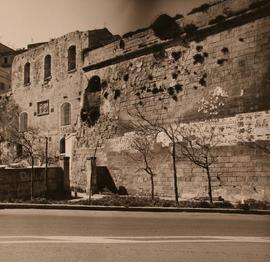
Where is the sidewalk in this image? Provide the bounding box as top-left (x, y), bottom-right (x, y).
top-left (0, 202), bottom-right (269, 215)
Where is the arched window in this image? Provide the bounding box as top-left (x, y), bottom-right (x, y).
top-left (60, 103), bottom-right (71, 126)
top-left (68, 46), bottom-right (76, 71)
top-left (24, 62), bottom-right (30, 85)
top-left (44, 55), bottom-right (51, 80)
top-left (19, 112), bottom-right (28, 132)
top-left (60, 137), bottom-right (65, 154)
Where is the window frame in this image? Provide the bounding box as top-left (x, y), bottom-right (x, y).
top-left (37, 100), bottom-right (50, 116)
top-left (24, 62), bottom-right (31, 85)
top-left (19, 112), bottom-right (28, 132)
top-left (44, 54), bottom-right (52, 81)
top-left (67, 45), bottom-right (76, 72)
top-left (60, 102), bottom-right (72, 127)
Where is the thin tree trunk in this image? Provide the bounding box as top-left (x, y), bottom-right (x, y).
top-left (172, 141), bottom-right (179, 206)
top-left (206, 166), bottom-right (213, 204)
top-left (31, 155), bottom-right (34, 200)
top-left (150, 174), bottom-right (154, 200)
top-left (0, 148), bottom-right (2, 165)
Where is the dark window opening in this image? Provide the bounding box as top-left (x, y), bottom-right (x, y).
top-left (68, 45), bottom-right (76, 71)
top-left (87, 75), bottom-right (101, 92)
top-left (60, 137), bottom-right (65, 154)
top-left (19, 112), bottom-right (28, 132)
top-left (81, 76), bottom-right (101, 126)
top-left (24, 62), bottom-right (30, 85)
top-left (61, 102), bottom-right (71, 126)
top-left (44, 55), bottom-right (52, 80)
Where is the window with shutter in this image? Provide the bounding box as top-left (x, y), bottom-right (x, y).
top-left (19, 112), bottom-right (28, 132)
top-left (68, 46), bottom-right (76, 71)
top-left (44, 55), bottom-right (52, 80)
top-left (61, 102), bottom-right (71, 126)
top-left (24, 63), bottom-right (30, 85)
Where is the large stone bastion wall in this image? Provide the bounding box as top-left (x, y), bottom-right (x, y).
top-left (71, 0), bottom-right (270, 201)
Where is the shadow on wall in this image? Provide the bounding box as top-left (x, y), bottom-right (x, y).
top-left (96, 166), bottom-right (118, 194)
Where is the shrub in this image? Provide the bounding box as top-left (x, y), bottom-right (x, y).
top-left (237, 199), bottom-right (270, 210)
top-left (209, 15), bottom-right (226, 25)
top-left (213, 201), bottom-right (234, 209)
top-left (188, 3), bottom-right (211, 15)
top-left (151, 14), bottom-right (183, 40)
top-left (89, 196), bottom-right (176, 207)
top-left (184, 24), bottom-right (198, 35)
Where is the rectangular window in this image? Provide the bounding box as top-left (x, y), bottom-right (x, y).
top-left (37, 100), bottom-right (49, 116)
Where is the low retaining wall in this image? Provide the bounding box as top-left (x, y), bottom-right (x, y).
top-left (104, 143), bottom-right (270, 202)
top-left (0, 167), bottom-right (65, 200)
top-left (71, 140), bottom-right (270, 203)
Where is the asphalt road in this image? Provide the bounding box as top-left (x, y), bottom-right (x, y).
top-left (0, 209), bottom-right (269, 262)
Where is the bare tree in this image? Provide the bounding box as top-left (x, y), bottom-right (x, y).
top-left (7, 126), bottom-right (47, 199)
top-left (129, 134), bottom-right (157, 200)
top-left (124, 106), bottom-right (182, 206)
top-left (180, 122), bottom-right (219, 204)
top-left (0, 97), bottom-right (19, 164)
top-left (179, 87), bottom-right (228, 204)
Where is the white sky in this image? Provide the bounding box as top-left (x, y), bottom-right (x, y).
top-left (0, 0), bottom-right (206, 49)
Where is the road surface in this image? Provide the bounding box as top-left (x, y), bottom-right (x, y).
top-left (0, 209), bottom-right (269, 262)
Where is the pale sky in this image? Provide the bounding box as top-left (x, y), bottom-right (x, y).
top-left (0, 0), bottom-right (207, 49)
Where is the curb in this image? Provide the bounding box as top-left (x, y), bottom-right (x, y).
top-left (0, 203), bottom-right (270, 215)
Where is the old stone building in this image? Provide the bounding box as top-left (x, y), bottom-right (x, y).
top-left (11, 29), bottom-right (118, 158)
top-left (0, 43), bottom-right (15, 95)
top-left (11, 0), bottom-right (270, 202)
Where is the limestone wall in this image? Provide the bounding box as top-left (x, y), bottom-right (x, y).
top-left (0, 67), bottom-right (11, 95)
top-left (12, 31), bottom-right (90, 154)
top-left (103, 111), bottom-right (270, 202)
top-left (0, 167), bottom-right (64, 200)
top-left (83, 15), bottom-right (270, 122)
top-left (71, 0), bottom-right (270, 201)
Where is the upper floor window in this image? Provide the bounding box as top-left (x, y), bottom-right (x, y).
top-left (0, 82), bottom-right (5, 91)
top-left (60, 102), bottom-right (71, 126)
top-left (19, 112), bottom-right (28, 132)
top-left (68, 46), bottom-right (76, 71)
top-left (44, 55), bottom-right (52, 80)
top-left (24, 62), bottom-right (30, 85)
